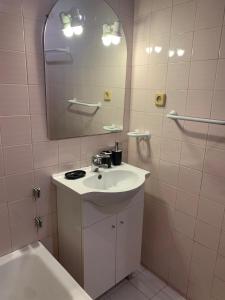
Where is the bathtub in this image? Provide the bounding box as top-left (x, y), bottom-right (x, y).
top-left (0, 242), bottom-right (92, 300)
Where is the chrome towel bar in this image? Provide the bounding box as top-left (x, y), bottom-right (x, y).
top-left (167, 110), bottom-right (225, 125)
top-left (68, 99), bottom-right (102, 108)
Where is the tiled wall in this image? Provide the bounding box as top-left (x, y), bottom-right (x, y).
top-left (0, 0), bottom-right (133, 257)
top-left (129, 0), bottom-right (225, 299)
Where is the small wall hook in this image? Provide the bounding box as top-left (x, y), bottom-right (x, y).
top-left (34, 216), bottom-right (43, 231)
top-left (33, 187), bottom-right (41, 200)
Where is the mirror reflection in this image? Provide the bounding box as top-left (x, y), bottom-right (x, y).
top-left (44, 0), bottom-right (127, 139)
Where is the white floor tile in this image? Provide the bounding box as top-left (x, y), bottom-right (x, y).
top-left (110, 282), bottom-right (148, 300)
top-left (97, 267), bottom-right (186, 300)
top-left (152, 287), bottom-right (186, 300)
top-left (163, 286), bottom-right (186, 300)
top-left (107, 280), bottom-right (129, 296)
top-left (97, 281), bottom-right (129, 300)
top-left (152, 291), bottom-right (173, 300)
top-left (97, 295), bottom-right (111, 300)
top-left (130, 270), bottom-right (166, 298)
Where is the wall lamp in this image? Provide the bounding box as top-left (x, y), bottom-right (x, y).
top-left (60, 8), bottom-right (85, 38)
top-left (102, 21), bottom-right (122, 47)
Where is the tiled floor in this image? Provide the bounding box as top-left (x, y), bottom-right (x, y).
top-left (98, 266), bottom-right (186, 300)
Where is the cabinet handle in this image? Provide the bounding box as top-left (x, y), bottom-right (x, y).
top-left (112, 225), bottom-right (116, 229)
top-left (120, 221), bottom-right (124, 224)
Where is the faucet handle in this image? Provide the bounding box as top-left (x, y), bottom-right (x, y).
top-left (100, 152), bottom-right (112, 168)
top-left (92, 154), bottom-right (102, 166)
top-left (91, 153), bottom-right (111, 171)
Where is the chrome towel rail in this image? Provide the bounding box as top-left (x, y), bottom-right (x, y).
top-left (68, 99), bottom-right (102, 108)
top-left (44, 48), bottom-right (73, 63)
top-left (167, 110), bottom-right (225, 125)
top-left (45, 48), bottom-right (71, 54)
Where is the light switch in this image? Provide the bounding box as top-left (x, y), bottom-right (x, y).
top-left (155, 93), bottom-right (166, 107)
top-left (104, 90), bottom-right (112, 101)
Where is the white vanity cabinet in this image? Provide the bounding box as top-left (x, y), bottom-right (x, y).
top-left (53, 163), bottom-right (149, 299)
top-left (56, 187), bottom-right (144, 299)
top-left (116, 198), bottom-right (144, 283)
top-left (83, 215), bottom-right (117, 298)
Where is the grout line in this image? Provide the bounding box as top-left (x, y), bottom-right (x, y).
top-left (209, 4), bottom-right (225, 289)
top-left (179, 1), bottom-right (198, 298)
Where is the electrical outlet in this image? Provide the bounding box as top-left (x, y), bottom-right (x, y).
top-left (104, 90), bottom-right (112, 101)
top-left (155, 93), bottom-right (166, 107)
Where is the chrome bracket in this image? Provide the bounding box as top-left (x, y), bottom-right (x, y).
top-left (33, 187), bottom-right (41, 200)
top-left (34, 216), bottom-right (43, 231)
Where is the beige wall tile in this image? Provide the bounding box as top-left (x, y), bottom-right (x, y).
top-left (134, 0), bottom-right (152, 20)
top-left (173, 210), bottom-right (196, 239)
top-left (219, 231), bottom-right (225, 257)
top-left (171, 1), bottom-right (196, 34)
top-left (3, 145), bottom-right (33, 175)
top-left (166, 62), bottom-right (190, 90)
top-left (195, 0), bottom-right (225, 30)
top-left (0, 116), bottom-right (32, 146)
top-left (204, 147), bottom-right (225, 178)
top-left (212, 277), bottom-right (225, 300)
top-left (160, 138), bottom-right (181, 164)
top-left (201, 173), bottom-right (225, 205)
top-left (192, 27), bottom-right (221, 60)
top-left (215, 59), bottom-right (225, 90)
top-left (0, 84), bottom-right (29, 116)
top-left (194, 220), bottom-right (220, 250)
top-left (178, 166), bottom-right (202, 195)
top-left (189, 60), bottom-right (217, 90)
top-left (220, 26), bottom-right (225, 59)
top-left (186, 90), bottom-right (213, 118)
top-left (180, 142), bottom-right (205, 171)
top-left (197, 197), bottom-right (224, 229)
top-left (0, 204), bottom-right (11, 255)
top-left (159, 160), bottom-right (179, 186)
top-left (0, 51), bottom-right (27, 84)
top-left (176, 190), bottom-right (199, 217)
top-left (0, 12), bottom-right (24, 51)
top-left (211, 90), bottom-right (225, 120)
top-left (0, 0), bottom-right (22, 15)
top-left (215, 256), bottom-right (225, 282)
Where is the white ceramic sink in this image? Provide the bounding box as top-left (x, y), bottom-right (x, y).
top-left (83, 170), bottom-right (139, 191)
top-left (52, 163), bottom-right (150, 206)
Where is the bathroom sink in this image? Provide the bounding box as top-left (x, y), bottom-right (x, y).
top-left (52, 163), bottom-right (150, 206)
top-left (83, 170), bottom-right (139, 191)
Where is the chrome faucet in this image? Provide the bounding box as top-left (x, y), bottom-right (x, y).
top-left (91, 153), bottom-right (111, 172)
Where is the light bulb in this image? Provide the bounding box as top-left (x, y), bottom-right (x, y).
top-left (145, 47), bottom-right (153, 54)
top-left (111, 35), bottom-right (121, 45)
top-left (102, 35), bottom-right (112, 47)
top-left (154, 46), bottom-right (162, 53)
top-left (177, 48), bottom-right (185, 57)
top-left (62, 26), bottom-right (73, 38)
top-left (72, 25), bottom-right (83, 35)
top-left (168, 49), bottom-right (175, 57)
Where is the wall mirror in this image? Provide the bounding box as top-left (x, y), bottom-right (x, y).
top-left (44, 0), bottom-right (127, 139)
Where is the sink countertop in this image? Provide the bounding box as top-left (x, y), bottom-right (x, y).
top-left (52, 163), bottom-right (150, 196)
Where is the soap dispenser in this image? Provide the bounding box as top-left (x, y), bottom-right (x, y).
top-left (112, 141), bottom-right (122, 166)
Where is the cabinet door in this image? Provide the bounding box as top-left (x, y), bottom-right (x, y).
top-left (116, 198), bottom-right (144, 283)
top-left (83, 215), bottom-right (117, 299)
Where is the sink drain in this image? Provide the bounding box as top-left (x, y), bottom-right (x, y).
top-left (98, 174), bottom-right (102, 180)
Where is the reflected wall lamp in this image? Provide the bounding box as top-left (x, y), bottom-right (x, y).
top-left (102, 21), bottom-right (122, 46)
top-left (60, 8), bottom-right (85, 38)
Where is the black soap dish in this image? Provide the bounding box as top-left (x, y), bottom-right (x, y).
top-left (65, 170), bottom-right (86, 180)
